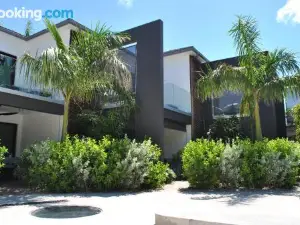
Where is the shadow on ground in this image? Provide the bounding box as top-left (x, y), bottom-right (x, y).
top-left (0, 180), bottom-right (149, 207)
top-left (179, 187), bottom-right (300, 206)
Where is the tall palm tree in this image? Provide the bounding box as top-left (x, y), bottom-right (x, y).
top-left (197, 16), bottom-right (299, 140)
top-left (20, 19), bottom-right (131, 140)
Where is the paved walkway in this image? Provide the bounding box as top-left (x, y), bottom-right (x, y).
top-left (1, 182), bottom-right (300, 225)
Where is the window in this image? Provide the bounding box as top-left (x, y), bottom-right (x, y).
top-left (0, 52), bottom-right (16, 87)
top-left (119, 43), bottom-right (137, 92)
top-left (212, 92), bottom-right (242, 117)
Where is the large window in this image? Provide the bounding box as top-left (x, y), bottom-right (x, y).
top-left (0, 52), bottom-right (16, 87)
top-left (119, 43), bottom-right (137, 92)
top-left (212, 92), bottom-right (242, 117)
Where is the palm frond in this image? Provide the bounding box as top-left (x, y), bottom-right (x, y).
top-left (258, 76), bottom-right (286, 103)
top-left (263, 49), bottom-right (299, 76)
top-left (197, 63), bottom-right (250, 101)
top-left (229, 15), bottom-right (261, 65)
top-left (20, 47), bottom-right (79, 96)
top-left (44, 19), bottom-right (67, 51)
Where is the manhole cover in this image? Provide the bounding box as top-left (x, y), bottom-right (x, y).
top-left (31, 205), bottom-right (102, 219)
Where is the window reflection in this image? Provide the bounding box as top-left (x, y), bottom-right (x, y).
top-left (213, 92), bottom-right (242, 117)
top-left (119, 43), bottom-right (137, 92)
top-left (0, 52), bottom-right (16, 86)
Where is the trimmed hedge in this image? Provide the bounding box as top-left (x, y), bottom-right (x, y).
top-left (183, 138), bottom-right (300, 189)
top-left (17, 136), bottom-right (175, 192)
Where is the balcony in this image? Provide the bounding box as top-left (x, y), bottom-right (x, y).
top-left (164, 83), bottom-right (191, 115)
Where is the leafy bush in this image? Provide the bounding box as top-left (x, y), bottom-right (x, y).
top-left (0, 143), bottom-right (7, 171)
top-left (18, 137), bottom-right (106, 192)
top-left (207, 116), bottom-right (243, 141)
top-left (293, 104), bottom-right (300, 141)
top-left (183, 138), bottom-right (300, 189)
top-left (182, 139), bottom-right (224, 188)
top-left (17, 136), bottom-right (174, 192)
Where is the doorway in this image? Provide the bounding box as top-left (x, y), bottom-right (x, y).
top-left (0, 122), bottom-right (17, 157)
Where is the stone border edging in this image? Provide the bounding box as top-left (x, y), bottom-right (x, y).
top-left (155, 214), bottom-right (235, 225)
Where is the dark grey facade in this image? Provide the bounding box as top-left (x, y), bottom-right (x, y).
top-left (123, 20), bottom-right (164, 147)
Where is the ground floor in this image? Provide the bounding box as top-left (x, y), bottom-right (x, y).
top-left (0, 106), bottom-right (63, 158)
top-left (0, 88), bottom-right (64, 167)
top-left (1, 181), bottom-right (300, 225)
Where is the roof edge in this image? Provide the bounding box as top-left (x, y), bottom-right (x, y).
top-left (164, 46), bottom-right (209, 61)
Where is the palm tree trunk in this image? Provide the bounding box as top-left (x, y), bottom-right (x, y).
top-left (62, 96), bottom-right (70, 140)
top-left (254, 98), bottom-right (263, 140)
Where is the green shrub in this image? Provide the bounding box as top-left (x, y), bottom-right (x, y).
top-left (182, 139), bottom-right (224, 188)
top-left (220, 141), bottom-right (244, 187)
top-left (183, 138), bottom-right (300, 189)
top-left (17, 136), bottom-right (174, 192)
top-left (293, 104), bottom-right (300, 141)
top-left (208, 116), bottom-right (243, 141)
top-left (0, 143), bottom-right (7, 171)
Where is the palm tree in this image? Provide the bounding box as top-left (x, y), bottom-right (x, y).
top-left (24, 20), bottom-right (32, 37)
top-left (20, 19), bottom-right (131, 140)
top-left (197, 16), bottom-right (299, 140)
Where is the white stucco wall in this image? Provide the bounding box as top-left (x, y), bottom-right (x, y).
top-left (164, 128), bottom-right (190, 159)
top-left (164, 53), bottom-right (191, 113)
top-left (0, 24), bottom-right (75, 100)
top-left (21, 111), bottom-right (63, 153)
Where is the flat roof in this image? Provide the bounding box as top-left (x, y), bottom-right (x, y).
top-left (164, 46), bottom-right (209, 62)
top-left (0, 19), bottom-right (87, 41)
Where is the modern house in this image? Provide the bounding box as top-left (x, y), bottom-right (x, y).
top-left (0, 18), bottom-right (288, 165)
top-left (0, 19), bottom-right (165, 163)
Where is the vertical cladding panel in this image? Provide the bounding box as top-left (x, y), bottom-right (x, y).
top-left (124, 21), bottom-right (164, 148)
top-left (190, 56), bottom-right (213, 139)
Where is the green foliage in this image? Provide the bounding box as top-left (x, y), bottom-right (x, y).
top-left (183, 138), bottom-right (300, 189)
top-left (197, 15), bottom-right (300, 140)
top-left (208, 116), bottom-right (243, 141)
top-left (182, 139), bottom-right (224, 188)
top-left (72, 107), bottom-right (133, 139)
top-left (293, 104), bottom-right (300, 141)
top-left (0, 142), bottom-right (7, 171)
top-left (17, 137), bottom-right (106, 192)
top-left (20, 19), bottom-right (132, 139)
top-left (17, 136), bottom-right (174, 192)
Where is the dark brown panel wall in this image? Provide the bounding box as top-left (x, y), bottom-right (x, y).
top-left (190, 56), bottom-right (213, 139)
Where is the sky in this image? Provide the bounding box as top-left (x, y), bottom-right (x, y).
top-left (0, 0), bottom-right (300, 61)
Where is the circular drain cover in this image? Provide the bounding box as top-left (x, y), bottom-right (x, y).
top-left (31, 205), bottom-right (102, 219)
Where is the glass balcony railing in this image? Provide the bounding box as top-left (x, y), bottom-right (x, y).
top-left (0, 84), bottom-right (65, 104)
top-left (164, 83), bottom-right (191, 114)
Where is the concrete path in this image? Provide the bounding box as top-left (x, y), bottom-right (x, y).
top-left (1, 182), bottom-right (300, 225)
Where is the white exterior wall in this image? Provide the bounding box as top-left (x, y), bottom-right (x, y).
top-left (0, 24), bottom-right (75, 100)
top-left (164, 128), bottom-right (189, 159)
top-left (21, 112), bottom-right (63, 153)
top-left (163, 53), bottom-right (191, 113)
top-left (0, 24), bottom-right (74, 156)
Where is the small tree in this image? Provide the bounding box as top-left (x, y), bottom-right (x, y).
top-left (197, 16), bottom-right (299, 140)
top-left (21, 19), bottom-right (131, 140)
top-left (24, 20), bottom-right (33, 37)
